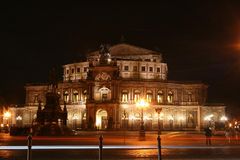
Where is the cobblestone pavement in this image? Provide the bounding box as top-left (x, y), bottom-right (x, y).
top-left (0, 131), bottom-right (239, 160)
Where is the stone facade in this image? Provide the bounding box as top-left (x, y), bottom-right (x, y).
top-left (9, 43), bottom-right (226, 130)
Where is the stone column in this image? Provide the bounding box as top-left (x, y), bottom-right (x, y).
top-left (196, 106), bottom-right (201, 131)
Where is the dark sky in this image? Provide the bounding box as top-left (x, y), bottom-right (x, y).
top-left (1, 1), bottom-right (240, 117)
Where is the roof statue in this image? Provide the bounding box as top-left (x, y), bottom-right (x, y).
top-left (99, 44), bottom-right (111, 65)
top-left (48, 68), bottom-right (58, 93)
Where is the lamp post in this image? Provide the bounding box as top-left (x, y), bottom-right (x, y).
top-left (123, 109), bottom-right (126, 144)
top-left (136, 99), bottom-right (149, 140)
top-left (155, 107), bottom-right (162, 160)
top-left (155, 107), bottom-right (162, 135)
top-left (204, 114), bottom-right (213, 128)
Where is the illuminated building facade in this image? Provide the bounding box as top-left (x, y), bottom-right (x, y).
top-left (10, 43), bottom-right (226, 130)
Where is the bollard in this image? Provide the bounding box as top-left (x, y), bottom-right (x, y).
top-left (99, 135), bottom-right (103, 160)
top-left (27, 134), bottom-right (32, 160)
top-left (157, 135), bottom-right (162, 160)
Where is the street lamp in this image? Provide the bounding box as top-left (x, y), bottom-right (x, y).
top-left (204, 114), bottom-right (213, 127)
top-left (122, 109), bottom-right (127, 144)
top-left (136, 99), bottom-right (149, 140)
top-left (155, 107), bottom-right (163, 160)
top-left (155, 107), bottom-right (162, 135)
top-left (3, 111), bottom-right (11, 124)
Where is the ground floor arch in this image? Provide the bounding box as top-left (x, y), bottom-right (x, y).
top-left (96, 109), bottom-right (108, 130)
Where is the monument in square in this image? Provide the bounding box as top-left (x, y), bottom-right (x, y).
top-left (33, 69), bottom-right (71, 136)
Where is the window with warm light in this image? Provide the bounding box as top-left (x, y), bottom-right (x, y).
top-left (157, 91), bottom-right (163, 103)
top-left (64, 91), bottom-right (69, 102)
top-left (73, 90), bottom-right (79, 103)
top-left (167, 91), bottom-right (173, 103)
top-left (134, 90), bottom-right (140, 102)
top-left (122, 90), bottom-right (128, 103)
top-left (146, 90), bottom-right (153, 102)
top-left (83, 90), bottom-right (87, 102)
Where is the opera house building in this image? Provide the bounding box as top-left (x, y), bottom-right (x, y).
top-left (9, 43), bottom-right (226, 131)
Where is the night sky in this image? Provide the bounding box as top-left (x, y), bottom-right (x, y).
top-left (1, 1), bottom-right (240, 117)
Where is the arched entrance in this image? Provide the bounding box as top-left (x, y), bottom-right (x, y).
top-left (96, 109), bottom-right (108, 130)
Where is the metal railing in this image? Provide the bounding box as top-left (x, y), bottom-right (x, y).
top-left (25, 134), bottom-right (162, 160)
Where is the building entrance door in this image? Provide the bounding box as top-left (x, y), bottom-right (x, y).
top-left (96, 109), bottom-right (108, 130)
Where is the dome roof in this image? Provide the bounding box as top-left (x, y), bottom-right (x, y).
top-left (87, 43), bottom-right (161, 57)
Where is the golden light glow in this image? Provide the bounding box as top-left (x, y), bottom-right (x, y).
top-left (220, 116), bottom-right (228, 121)
top-left (3, 111), bottom-right (11, 119)
top-left (96, 109), bottom-right (107, 129)
top-left (204, 114), bottom-right (213, 121)
top-left (16, 116), bottom-right (22, 121)
top-left (178, 116), bottom-right (184, 121)
top-left (168, 115), bottom-right (174, 121)
top-left (136, 99), bottom-right (149, 108)
top-left (0, 124), bottom-right (3, 127)
top-left (72, 115), bottom-right (79, 120)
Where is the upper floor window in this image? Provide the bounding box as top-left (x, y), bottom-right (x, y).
top-left (66, 69), bottom-right (69, 74)
top-left (167, 91), bottom-right (173, 103)
top-left (124, 66), bottom-right (129, 71)
top-left (72, 68), bottom-right (75, 74)
top-left (157, 91), bottom-right (163, 103)
top-left (157, 67), bottom-right (160, 73)
top-left (133, 66), bottom-right (138, 72)
top-left (149, 67), bottom-right (153, 72)
top-left (84, 67), bottom-right (88, 72)
top-left (188, 92), bottom-right (192, 102)
top-left (33, 94), bottom-right (39, 103)
top-left (77, 67), bottom-right (80, 73)
top-left (141, 66), bottom-right (146, 72)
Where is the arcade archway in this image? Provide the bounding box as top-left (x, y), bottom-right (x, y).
top-left (96, 109), bottom-right (108, 130)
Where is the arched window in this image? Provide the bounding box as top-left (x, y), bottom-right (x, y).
top-left (64, 91), bottom-right (69, 103)
top-left (122, 90), bottom-right (128, 103)
top-left (157, 90), bottom-right (163, 104)
top-left (134, 90), bottom-right (141, 102)
top-left (99, 86), bottom-right (110, 102)
top-left (83, 90), bottom-right (87, 102)
top-left (146, 90), bottom-right (153, 102)
top-left (167, 91), bottom-right (173, 103)
top-left (73, 90), bottom-right (79, 103)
